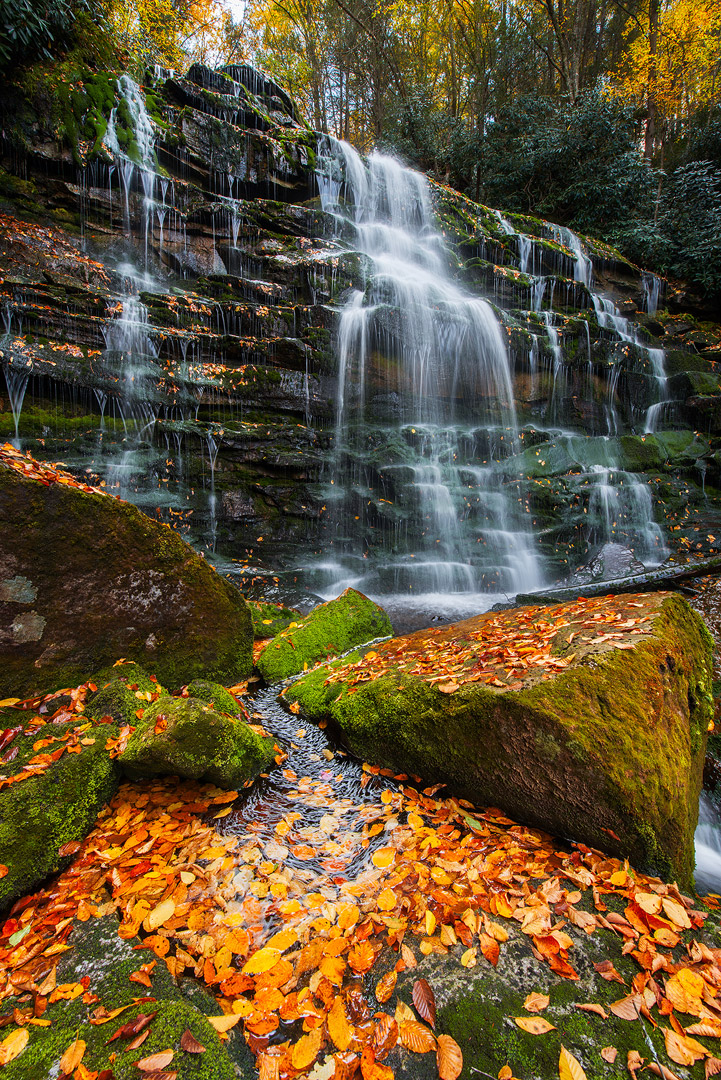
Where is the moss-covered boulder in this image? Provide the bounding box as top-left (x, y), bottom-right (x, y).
top-left (247, 599), bottom-right (302, 639)
top-left (287, 591), bottom-right (713, 886)
top-left (85, 666), bottom-right (162, 725)
top-left (0, 715), bottom-right (120, 909)
top-left (257, 587), bottom-right (392, 683)
top-left (0, 913), bottom-right (250, 1079)
top-left (184, 679), bottom-right (242, 714)
top-left (119, 696), bottom-right (276, 787)
top-left (0, 457), bottom-right (253, 697)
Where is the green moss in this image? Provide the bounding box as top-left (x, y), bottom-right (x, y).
top-left (2, 914), bottom-right (245, 1078)
top-left (183, 679), bottom-right (241, 714)
top-left (0, 724), bottom-right (119, 910)
top-left (247, 599), bottom-right (302, 639)
top-left (119, 696), bottom-right (276, 787)
top-left (257, 588), bottom-right (392, 683)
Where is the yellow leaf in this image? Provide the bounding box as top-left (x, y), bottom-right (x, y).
top-left (208, 1014), bottom-right (242, 1033)
top-left (0, 698), bottom-right (20, 707)
top-left (242, 947), bottom-right (282, 975)
top-left (143, 897), bottom-right (175, 932)
top-left (558, 1045), bottom-right (587, 1080)
top-left (514, 1017), bottom-right (555, 1035)
top-left (460, 947), bottom-right (477, 968)
top-left (371, 847), bottom-right (395, 869)
top-left (609, 870), bottom-right (627, 886)
top-left (677, 968), bottom-right (705, 998)
top-left (425, 910), bottom-right (436, 936)
top-left (59, 1037), bottom-right (86, 1073)
top-left (378, 888), bottom-right (396, 911)
top-left (0, 1028), bottom-right (29, 1065)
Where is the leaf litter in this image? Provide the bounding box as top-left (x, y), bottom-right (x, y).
top-left (0, 658), bottom-right (719, 1079)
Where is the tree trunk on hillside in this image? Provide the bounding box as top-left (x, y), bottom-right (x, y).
top-left (644, 0), bottom-right (659, 160)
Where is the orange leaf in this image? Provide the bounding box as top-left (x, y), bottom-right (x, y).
top-left (291, 1026), bottom-right (323, 1070)
top-left (348, 942), bottom-right (375, 974)
top-left (375, 971), bottom-right (397, 1004)
top-left (0, 1028), bottom-right (29, 1065)
top-left (524, 993), bottom-right (549, 1013)
top-left (664, 1028), bottom-right (707, 1067)
top-left (59, 1037), bottom-right (86, 1073)
top-left (437, 1034), bottom-right (463, 1080)
top-left (371, 847), bottom-right (395, 869)
top-left (328, 996), bottom-right (352, 1052)
top-left (243, 947), bottom-right (282, 975)
top-left (137, 1048), bottom-right (174, 1070)
top-left (600, 1047), bottom-right (617, 1063)
top-left (398, 1020), bottom-right (436, 1053)
top-left (180, 1029), bottom-right (205, 1054)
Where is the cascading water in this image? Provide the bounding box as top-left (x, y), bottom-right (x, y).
top-left (695, 791), bottom-right (721, 895)
top-left (314, 137), bottom-right (544, 618)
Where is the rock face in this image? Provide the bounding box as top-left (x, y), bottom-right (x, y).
top-left (0, 453), bottom-right (253, 697)
top-left (287, 591), bottom-right (714, 885)
top-left (257, 588), bottom-right (393, 682)
top-left (1, 61), bottom-right (721, 596)
top-left (119, 695), bottom-right (277, 787)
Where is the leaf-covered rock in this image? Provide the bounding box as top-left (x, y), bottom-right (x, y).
top-left (256, 588), bottom-right (393, 683)
top-left (0, 457), bottom-right (254, 697)
top-left (287, 591), bottom-right (713, 886)
top-left (118, 696), bottom-right (276, 787)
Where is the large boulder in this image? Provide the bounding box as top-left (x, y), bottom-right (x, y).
top-left (119, 695), bottom-right (277, 787)
top-left (287, 591), bottom-right (714, 886)
top-left (256, 587), bottom-right (393, 682)
top-left (0, 451), bottom-right (253, 697)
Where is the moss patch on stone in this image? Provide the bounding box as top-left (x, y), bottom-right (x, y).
top-left (118, 696), bottom-right (276, 787)
top-left (257, 588), bottom-right (392, 683)
top-left (247, 599), bottom-right (302, 639)
top-left (0, 722), bottom-right (120, 910)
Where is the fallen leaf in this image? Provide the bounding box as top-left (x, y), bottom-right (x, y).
top-left (137, 1048), bottom-right (174, 1070)
top-left (559, 1045), bottom-right (587, 1080)
top-left (208, 1015), bottom-right (241, 1033)
top-left (0, 1028), bottom-right (29, 1065)
top-left (328, 996), bottom-right (352, 1051)
top-left (514, 1017), bottom-right (555, 1034)
top-left (600, 1047), bottom-right (617, 1063)
top-left (292, 1027), bottom-right (323, 1070)
top-left (524, 992), bottom-right (549, 1013)
top-left (375, 971), bottom-right (397, 1004)
top-left (437, 1034), bottom-right (463, 1080)
top-left (59, 1037), bottom-right (86, 1073)
top-left (664, 1028), bottom-right (707, 1066)
top-left (180, 1029), bottom-right (205, 1054)
top-left (412, 979), bottom-right (436, 1028)
top-left (398, 1020), bottom-right (436, 1053)
top-left (574, 1003), bottom-right (608, 1019)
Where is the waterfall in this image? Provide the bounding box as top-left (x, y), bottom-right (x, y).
top-left (314, 137), bottom-right (544, 613)
top-left (695, 792), bottom-right (721, 896)
top-left (104, 76), bottom-right (157, 258)
top-left (3, 364), bottom-right (29, 447)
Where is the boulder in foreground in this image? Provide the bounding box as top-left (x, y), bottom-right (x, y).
top-left (287, 591), bottom-right (713, 886)
top-left (119, 695), bottom-right (277, 787)
top-left (0, 447), bottom-right (253, 697)
top-left (257, 587), bottom-right (392, 683)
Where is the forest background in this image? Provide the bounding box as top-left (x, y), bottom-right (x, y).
top-left (1, 0), bottom-right (720, 303)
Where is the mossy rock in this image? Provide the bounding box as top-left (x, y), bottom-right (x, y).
top-left (85, 667), bottom-right (162, 725)
top-left (0, 462), bottom-right (253, 697)
top-left (0, 721), bottom-right (120, 910)
top-left (288, 592), bottom-right (713, 887)
top-left (247, 599), bottom-right (302, 639)
top-left (184, 679), bottom-right (241, 714)
top-left (0, 913), bottom-right (248, 1078)
top-left (256, 588), bottom-right (393, 683)
top-left (119, 696), bottom-right (276, 787)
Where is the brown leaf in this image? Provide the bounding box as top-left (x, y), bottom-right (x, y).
top-left (137, 1048), bottom-right (174, 1071)
top-left (600, 1047), bottom-right (617, 1063)
top-left (180, 1029), bottom-right (206, 1054)
top-left (126, 1029), bottom-right (150, 1051)
top-left (706, 1059), bottom-right (721, 1079)
top-left (574, 1003), bottom-right (608, 1019)
top-left (412, 979), bottom-right (436, 1028)
top-left (59, 1036), bottom-right (86, 1073)
top-left (627, 1049), bottom-right (644, 1078)
top-left (524, 993), bottom-right (549, 1013)
top-left (514, 1017), bottom-right (555, 1035)
top-left (609, 994), bottom-right (642, 1021)
top-left (594, 960), bottom-right (626, 984)
top-left (372, 1015), bottom-right (398, 1061)
top-left (558, 1045), bottom-right (587, 1080)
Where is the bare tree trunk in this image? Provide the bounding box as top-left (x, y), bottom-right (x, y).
top-left (644, 0), bottom-right (659, 160)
